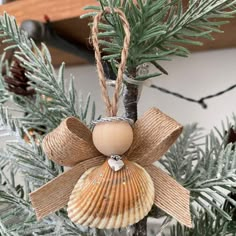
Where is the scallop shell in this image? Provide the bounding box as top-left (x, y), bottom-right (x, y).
top-left (67, 159), bottom-right (154, 229)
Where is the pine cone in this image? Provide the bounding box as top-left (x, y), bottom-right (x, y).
top-left (4, 59), bottom-right (35, 96)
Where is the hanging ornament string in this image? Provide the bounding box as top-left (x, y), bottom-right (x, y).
top-left (92, 7), bottom-right (130, 117)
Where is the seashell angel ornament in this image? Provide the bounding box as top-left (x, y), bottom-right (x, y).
top-left (30, 8), bottom-right (192, 229)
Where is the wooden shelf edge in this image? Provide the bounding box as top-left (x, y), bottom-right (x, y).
top-left (0, 0), bottom-right (98, 67)
top-left (0, 0), bottom-right (99, 24)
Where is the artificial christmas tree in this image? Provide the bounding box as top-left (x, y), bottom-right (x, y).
top-left (0, 1), bottom-right (236, 235)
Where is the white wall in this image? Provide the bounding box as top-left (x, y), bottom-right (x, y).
top-left (65, 48), bottom-right (236, 133)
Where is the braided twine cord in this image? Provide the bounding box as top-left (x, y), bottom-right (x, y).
top-left (92, 7), bottom-right (130, 117)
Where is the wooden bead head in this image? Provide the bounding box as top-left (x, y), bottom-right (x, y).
top-left (92, 119), bottom-right (133, 156)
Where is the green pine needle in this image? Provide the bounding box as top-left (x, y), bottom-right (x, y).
top-left (84, 0), bottom-right (236, 79)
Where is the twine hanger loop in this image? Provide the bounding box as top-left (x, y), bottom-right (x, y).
top-left (92, 7), bottom-right (131, 117)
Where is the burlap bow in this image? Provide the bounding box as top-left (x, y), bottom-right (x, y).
top-left (30, 107), bottom-right (192, 227)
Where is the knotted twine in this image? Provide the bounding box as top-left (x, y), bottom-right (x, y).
top-left (30, 7), bottom-right (192, 228)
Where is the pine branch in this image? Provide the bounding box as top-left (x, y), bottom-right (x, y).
top-left (84, 0), bottom-right (236, 80)
top-left (0, 122), bottom-right (89, 235)
top-left (0, 189), bottom-right (57, 236)
top-left (0, 220), bottom-right (15, 236)
top-left (0, 160), bottom-right (47, 235)
top-left (162, 209), bottom-right (234, 236)
top-left (0, 13), bottom-right (98, 132)
top-left (0, 54), bottom-right (10, 104)
top-left (4, 142), bottom-right (61, 190)
top-left (160, 123), bottom-right (236, 221)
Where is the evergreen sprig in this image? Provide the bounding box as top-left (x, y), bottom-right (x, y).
top-left (162, 209), bottom-right (236, 236)
top-left (0, 13), bottom-right (97, 132)
top-left (0, 154), bottom-right (55, 236)
top-left (83, 0), bottom-right (236, 80)
top-left (160, 123), bottom-right (236, 221)
top-left (0, 54), bottom-right (9, 104)
top-left (0, 121), bottom-right (89, 235)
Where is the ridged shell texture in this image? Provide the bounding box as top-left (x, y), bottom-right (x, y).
top-left (68, 159), bottom-right (154, 229)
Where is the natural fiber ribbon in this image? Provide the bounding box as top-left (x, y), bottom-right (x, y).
top-left (30, 108), bottom-right (192, 227)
